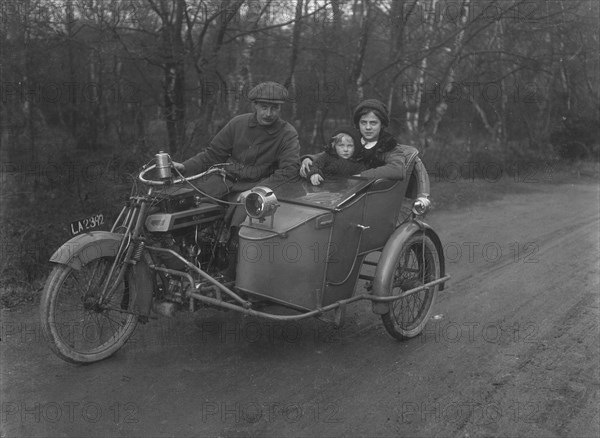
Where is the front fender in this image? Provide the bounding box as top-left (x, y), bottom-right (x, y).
top-left (371, 220), bottom-right (445, 315)
top-left (49, 231), bottom-right (123, 270)
top-left (50, 231), bottom-right (155, 318)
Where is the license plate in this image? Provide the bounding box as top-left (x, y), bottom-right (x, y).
top-left (69, 213), bottom-right (106, 236)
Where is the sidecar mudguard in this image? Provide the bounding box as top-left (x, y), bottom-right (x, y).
top-left (371, 221), bottom-right (445, 315)
top-left (49, 231), bottom-right (154, 317)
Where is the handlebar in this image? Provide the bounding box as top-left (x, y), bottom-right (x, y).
top-left (138, 165), bottom-right (229, 186)
top-left (137, 152), bottom-right (229, 186)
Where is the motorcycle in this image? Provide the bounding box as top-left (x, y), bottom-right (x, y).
top-left (40, 151), bottom-right (449, 364)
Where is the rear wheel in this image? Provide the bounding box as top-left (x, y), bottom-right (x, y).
top-left (381, 232), bottom-right (440, 340)
top-left (40, 257), bottom-right (138, 363)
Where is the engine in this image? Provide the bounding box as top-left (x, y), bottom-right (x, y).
top-left (144, 187), bottom-right (229, 273)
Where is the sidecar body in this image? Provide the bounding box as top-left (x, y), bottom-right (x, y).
top-left (236, 178), bottom-right (389, 310)
top-left (234, 150), bottom-right (446, 315)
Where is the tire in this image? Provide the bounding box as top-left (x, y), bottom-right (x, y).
top-left (381, 232), bottom-right (440, 340)
top-left (40, 257), bottom-right (138, 364)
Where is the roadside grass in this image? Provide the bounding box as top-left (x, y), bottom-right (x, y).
top-left (431, 176), bottom-right (530, 211)
top-left (430, 160), bottom-right (599, 211)
top-left (0, 283), bottom-right (44, 309)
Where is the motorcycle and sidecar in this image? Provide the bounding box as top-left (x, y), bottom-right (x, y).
top-left (39, 150), bottom-right (449, 364)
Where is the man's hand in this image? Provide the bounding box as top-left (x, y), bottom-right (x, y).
top-left (310, 174), bottom-right (323, 186)
top-left (299, 158), bottom-right (313, 178)
top-left (172, 162), bottom-right (185, 173)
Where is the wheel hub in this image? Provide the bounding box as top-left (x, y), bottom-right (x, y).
top-left (82, 296), bottom-right (103, 312)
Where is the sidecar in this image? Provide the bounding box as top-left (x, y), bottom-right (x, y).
top-left (198, 148), bottom-right (449, 338)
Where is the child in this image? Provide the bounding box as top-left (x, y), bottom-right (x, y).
top-left (304, 128), bottom-right (366, 185)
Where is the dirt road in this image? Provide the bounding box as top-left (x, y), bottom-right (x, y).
top-left (1, 180), bottom-right (599, 438)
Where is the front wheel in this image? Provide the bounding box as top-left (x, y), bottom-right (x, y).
top-left (40, 257), bottom-right (138, 363)
top-left (381, 232), bottom-right (440, 340)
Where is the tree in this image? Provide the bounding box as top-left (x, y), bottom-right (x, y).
top-left (147, 0), bottom-right (187, 154)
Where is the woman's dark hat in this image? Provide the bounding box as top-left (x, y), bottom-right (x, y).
top-left (352, 99), bottom-right (390, 127)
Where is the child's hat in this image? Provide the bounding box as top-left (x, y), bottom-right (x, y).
top-left (326, 127), bottom-right (362, 156)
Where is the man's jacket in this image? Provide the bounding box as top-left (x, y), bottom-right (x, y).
top-left (183, 113), bottom-right (300, 187)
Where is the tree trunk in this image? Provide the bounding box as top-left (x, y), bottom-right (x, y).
top-left (405, 0), bottom-right (438, 135)
top-left (203, 0), bottom-right (244, 135)
top-left (161, 0), bottom-right (186, 154)
top-left (86, 50), bottom-right (100, 150)
top-left (21, 0), bottom-right (36, 161)
top-left (285, 0), bottom-right (304, 121)
top-left (65, 0), bottom-right (78, 134)
top-left (229, 1), bottom-right (260, 115)
top-left (387, 0), bottom-right (408, 125)
top-left (350, 0), bottom-right (371, 103)
top-left (310, 107), bottom-right (329, 150)
top-left (469, 96), bottom-right (501, 140)
top-left (164, 62), bottom-right (185, 154)
top-left (430, 0), bottom-right (470, 135)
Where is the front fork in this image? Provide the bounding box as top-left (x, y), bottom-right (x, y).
top-left (98, 192), bottom-right (152, 307)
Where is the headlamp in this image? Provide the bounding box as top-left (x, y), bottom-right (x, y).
top-left (412, 196), bottom-right (431, 216)
top-left (245, 187), bottom-right (279, 225)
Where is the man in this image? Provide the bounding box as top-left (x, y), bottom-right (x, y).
top-left (174, 81), bottom-right (299, 278)
top-left (175, 81), bottom-right (300, 199)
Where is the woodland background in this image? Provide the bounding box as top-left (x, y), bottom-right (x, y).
top-left (0, 0), bottom-right (598, 298)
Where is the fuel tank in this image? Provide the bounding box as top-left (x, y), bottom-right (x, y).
top-left (145, 203), bottom-right (223, 232)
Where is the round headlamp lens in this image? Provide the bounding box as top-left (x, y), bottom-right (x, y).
top-left (412, 197), bottom-right (431, 215)
top-left (245, 192), bottom-right (264, 218)
top-left (244, 187), bottom-right (279, 220)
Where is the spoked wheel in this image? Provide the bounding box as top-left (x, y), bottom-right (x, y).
top-left (40, 257), bottom-right (138, 364)
top-left (381, 232), bottom-right (441, 340)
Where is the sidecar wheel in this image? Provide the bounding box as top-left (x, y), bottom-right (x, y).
top-left (40, 257), bottom-right (138, 364)
top-left (381, 232), bottom-right (440, 340)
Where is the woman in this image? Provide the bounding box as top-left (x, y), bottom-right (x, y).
top-left (300, 99), bottom-right (409, 180)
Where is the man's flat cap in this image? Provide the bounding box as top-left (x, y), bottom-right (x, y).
top-left (248, 81), bottom-right (288, 104)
